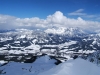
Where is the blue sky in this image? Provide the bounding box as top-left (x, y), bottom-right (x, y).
top-left (0, 0), bottom-right (100, 19)
top-left (0, 0), bottom-right (100, 31)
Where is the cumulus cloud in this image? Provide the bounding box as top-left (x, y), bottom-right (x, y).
top-left (0, 11), bottom-right (100, 32)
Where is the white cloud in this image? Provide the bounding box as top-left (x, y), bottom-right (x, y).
top-left (0, 11), bottom-right (100, 32)
top-left (68, 9), bottom-right (99, 20)
top-left (75, 9), bottom-right (84, 13)
top-left (68, 9), bottom-right (86, 16)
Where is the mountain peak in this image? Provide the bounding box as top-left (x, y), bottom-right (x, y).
top-left (45, 27), bottom-right (86, 36)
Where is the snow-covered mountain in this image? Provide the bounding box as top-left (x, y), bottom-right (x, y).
top-left (0, 27), bottom-right (100, 61)
top-left (45, 27), bottom-right (86, 36)
top-left (0, 27), bottom-right (100, 75)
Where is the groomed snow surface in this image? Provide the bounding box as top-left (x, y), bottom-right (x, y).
top-left (0, 56), bottom-right (100, 75)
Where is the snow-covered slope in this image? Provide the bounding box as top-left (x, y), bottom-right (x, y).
top-left (0, 55), bottom-right (57, 75)
top-left (1, 57), bottom-right (100, 75)
top-left (38, 58), bottom-right (100, 75)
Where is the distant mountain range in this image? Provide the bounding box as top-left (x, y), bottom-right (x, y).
top-left (0, 27), bottom-right (100, 64)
